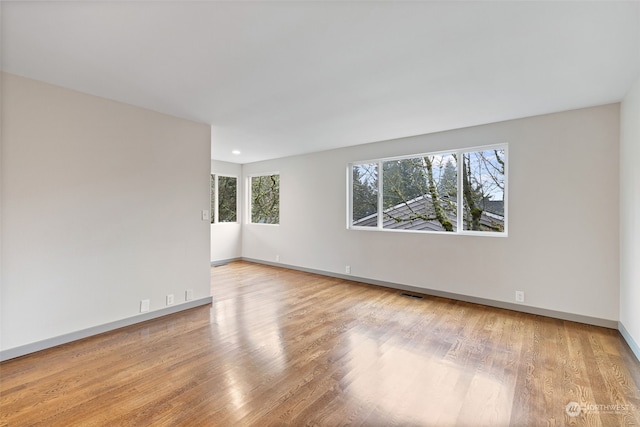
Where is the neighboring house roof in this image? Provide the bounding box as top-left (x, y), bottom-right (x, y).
top-left (482, 199), bottom-right (505, 216)
top-left (354, 195), bottom-right (504, 232)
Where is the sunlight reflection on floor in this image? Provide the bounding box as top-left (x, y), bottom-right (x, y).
top-left (346, 330), bottom-right (512, 425)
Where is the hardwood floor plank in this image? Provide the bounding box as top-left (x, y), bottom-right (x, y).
top-left (1, 261), bottom-right (639, 426)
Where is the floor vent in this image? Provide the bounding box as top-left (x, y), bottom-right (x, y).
top-left (400, 293), bottom-right (424, 300)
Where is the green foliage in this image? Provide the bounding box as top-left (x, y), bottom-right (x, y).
top-left (351, 149), bottom-right (504, 233)
top-left (210, 174), bottom-right (216, 224)
top-left (352, 164), bottom-right (378, 222)
top-left (438, 159), bottom-right (457, 198)
top-left (382, 158), bottom-right (426, 209)
top-left (251, 175), bottom-right (280, 224)
top-left (218, 176), bottom-right (237, 222)
top-left (381, 155), bottom-right (457, 231)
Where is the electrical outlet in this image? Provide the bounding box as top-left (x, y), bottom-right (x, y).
top-left (345, 265), bottom-right (351, 274)
top-left (185, 289), bottom-right (194, 301)
top-left (140, 299), bottom-right (150, 313)
top-left (515, 291), bottom-right (525, 303)
top-left (166, 294), bottom-right (174, 306)
top-left (276, 254), bottom-right (280, 262)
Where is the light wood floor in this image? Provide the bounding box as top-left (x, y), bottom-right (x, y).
top-left (1, 261), bottom-right (639, 426)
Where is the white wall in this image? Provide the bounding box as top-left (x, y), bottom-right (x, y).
top-left (243, 105), bottom-right (620, 322)
top-left (1, 73), bottom-right (212, 352)
top-left (620, 75), bottom-right (640, 350)
top-left (210, 159), bottom-right (242, 262)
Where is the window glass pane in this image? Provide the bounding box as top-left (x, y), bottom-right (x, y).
top-left (218, 176), bottom-right (237, 222)
top-left (462, 149), bottom-right (505, 232)
top-left (351, 163), bottom-right (378, 227)
top-left (210, 174), bottom-right (216, 224)
top-left (382, 154), bottom-right (457, 232)
top-left (251, 175), bottom-right (280, 224)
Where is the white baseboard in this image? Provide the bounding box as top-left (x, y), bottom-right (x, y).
top-left (0, 297), bottom-right (213, 362)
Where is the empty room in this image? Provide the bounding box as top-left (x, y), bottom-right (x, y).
top-left (1, 1), bottom-right (640, 426)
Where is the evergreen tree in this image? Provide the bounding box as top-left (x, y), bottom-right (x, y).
top-left (352, 164), bottom-right (378, 221)
top-left (380, 155), bottom-right (457, 231)
top-left (382, 158), bottom-right (426, 209)
top-left (437, 159), bottom-right (457, 198)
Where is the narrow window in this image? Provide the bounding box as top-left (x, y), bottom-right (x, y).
top-left (210, 174), bottom-right (216, 224)
top-left (218, 176), bottom-right (237, 222)
top-left (461, 149), bottom-right (505, 232)
top-left (250, 174), bottom-right (280, 224)
top-left (351, 163), bottom-right (378, 227)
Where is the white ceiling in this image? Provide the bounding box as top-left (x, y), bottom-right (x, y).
top-left (3, 1), bottom-right (640, 164)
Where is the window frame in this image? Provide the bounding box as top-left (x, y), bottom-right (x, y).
top-left (348, 143), bottom-right (508, 236)
top-left (210, 173), bottom-right (239, 225)
top-left (247, 172), bottom-right (281, 226)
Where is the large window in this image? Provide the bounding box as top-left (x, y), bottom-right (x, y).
top-left (250, 174), bottom-right (280, 224)
top-left (349, 145), bottom-right (507, 234)
top-left (210, 174), bottom-right (238, 224)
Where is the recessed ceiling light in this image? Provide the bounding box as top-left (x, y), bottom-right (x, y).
top-left (232, 150), bottom-right (241, 155)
